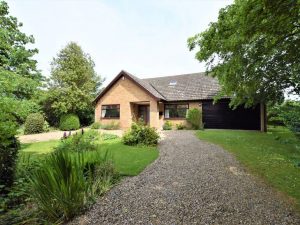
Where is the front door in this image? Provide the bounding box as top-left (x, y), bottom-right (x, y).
top-left (138, 105), bottom-right (150, 125)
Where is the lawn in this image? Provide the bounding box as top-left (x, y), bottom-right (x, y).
top-left (20, 138), bottom-right (158, 176)
top-left (197, 126), bottom-right (300, 209)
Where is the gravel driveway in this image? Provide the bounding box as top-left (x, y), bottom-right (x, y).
top-left (72, 131), bottom-right (300, 225)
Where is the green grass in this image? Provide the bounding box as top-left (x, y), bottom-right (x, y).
top-left (100, 139), bottom-right (158, 175)
top-left (19, 138), bottom-right (158, 176)
top-left (21, 140), bottom-right (60, 154)
top-left (196, 126), bottom-right (300, 209)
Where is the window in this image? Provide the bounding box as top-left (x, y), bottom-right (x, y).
top-left (164, 104), bottom-right (188, 118)
top-left (101, 105), bottom-right (120, 118)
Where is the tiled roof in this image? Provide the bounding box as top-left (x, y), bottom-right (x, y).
top-left (143, 72), bottom-right (221, 101)
top-left (95, 71), bottom-right (222, 102)
top-left (124, 71), bottom-right (165, 100)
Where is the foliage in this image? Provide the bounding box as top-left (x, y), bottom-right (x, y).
top-left (267, 104), bottom-right (285, 126)
top-left (56, 130), bottom-right (99, 152)
top-left (27, 150), bottom-right (118, 222)
top-left (0, 1), bottom-right (42, 123)
top-left (0, 98), bottom-right (18, 147)
top-left (279, 101), bottom-right (300, 138)
top-left (46, 42), bottom-right (103, 125)
top-left (0, 137), bottom-right (20, 194)
top-left (14, 100), bottom-right (41, 124)
top-left (43, 120), bottom-right (50, 132)
top-left (0, 1), bottom-right (41, 198)
top-left (101, 133), bottom-right (119, 141)
top-left (20, 139), bottom-right (158, 176)
top-left (188, 0), bottom-right (300, 107)
top-left (24, 113), bottom-right (45, 134)
top-left (197, 126), bottom-right (300, 209)
top-left (176, 123), bottom-right (186, 130)
top-left (163, 120), bottom-right (172, 130)
top-left (0, 1), bottom-right (42, 99)
top-left (268, 101), bottom-right (300, 138)
top-left (59, 114), bottom-right (80, 131)
top-left (0, 207), bottom-right (41, 225)
top-left (2, 136), bottom-right (158, 223)
top-left (101, 121), bottom-right (120, 130)
top-left (91, 122), bottom-right (101, 129)
top-left (122, 122), bottom-right (159, 146)
top-left (186, 108), bottom-right (202, 129)
top-left (0, 155), bottom-right (39, 214)
top-left (38, 90), bottom-right (59, 126)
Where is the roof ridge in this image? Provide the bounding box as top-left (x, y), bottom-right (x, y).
top-left (142, 72), bottom-right (206, 80)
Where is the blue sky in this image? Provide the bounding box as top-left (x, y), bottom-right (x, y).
top-left (7, 0), bottom-right (233, 84)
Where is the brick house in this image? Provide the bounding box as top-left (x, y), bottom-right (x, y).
top-left (94, 70), bottom-right (266, 131)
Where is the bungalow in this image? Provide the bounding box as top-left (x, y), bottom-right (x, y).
top-left (94, 70), bottom-right (266, 131)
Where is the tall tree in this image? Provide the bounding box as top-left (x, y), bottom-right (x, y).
top-left (0, 0), bottom-right (42, 190)
top-left (47, 42), bottom-right (102, 125)
top-left (188, 0), bottom-right (300, 107)
top-left (0, 0), bottom-right (42, 136)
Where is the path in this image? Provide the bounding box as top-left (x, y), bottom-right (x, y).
top-left (71, 131), bottom-right (300, 225)
top-left (18, 129), bottom-right (123, 143)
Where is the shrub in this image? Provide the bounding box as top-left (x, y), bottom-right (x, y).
top-left (90, 122), bottom-right (101, 129)
top-left (186, 108), bottom-right (203, 129)
top-left (43, 120), bottom-right (50, 132)
top-left (0, 155), bottom-right (36, 214)
top-left (101, 121), bottom-right (120, 130)
top-left (163, 120), bottom-right (172, 130)
top-left (122, 122), bottom-right (159, 146)
top-left (59, 114), bottom-right (80, 131)
top-left (15, 100), bottom-right (41, 124)
top-left (0, 100), bottom-right (20, 195)
top-left (0, 137), bottom-right (20, 195)
top-left (176, 123), bottom-right (186, 130)
top-left (24, 113), bottom-right (45, 134)
top-left (28, 150), bottom-right (118, 222)
top-left (56, 130), bottom-right (100, 152)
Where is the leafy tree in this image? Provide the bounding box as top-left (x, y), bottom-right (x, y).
top-left (268, 101), bottom-right (300, 138)
top-left (280, 101), bottom-right (300, 138)
top-left (47, 42), bottom-right (102, 125)
top-left (188, 0), bottom-right (300, 107)
top-left (0, 1), bottom-right (42, 190)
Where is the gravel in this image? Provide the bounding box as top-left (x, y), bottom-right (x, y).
top-left (71, 131), bottom-right (300, 225)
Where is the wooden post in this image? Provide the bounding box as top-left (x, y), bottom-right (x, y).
top-left (260, 103), bottom-right (267, 132)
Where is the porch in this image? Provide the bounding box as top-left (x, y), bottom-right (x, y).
top-left (130, 101), bottom-right (163, 128)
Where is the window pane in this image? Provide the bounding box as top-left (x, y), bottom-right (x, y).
top-left (169, 108), bottom-right (177, 118)
top-left (165, 109), bottom-right (170, 118)
top-left (164, 104), bottom-right (188, 118)
top-left (177, 108), bottom-right (187, 118)
top-left (101, 109), bottom-right (106, 117)
top-left (101, 105), bottom-right (120, 118)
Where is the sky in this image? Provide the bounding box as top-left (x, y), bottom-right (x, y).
top-left (7, 0), bottom-right (233, 85)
